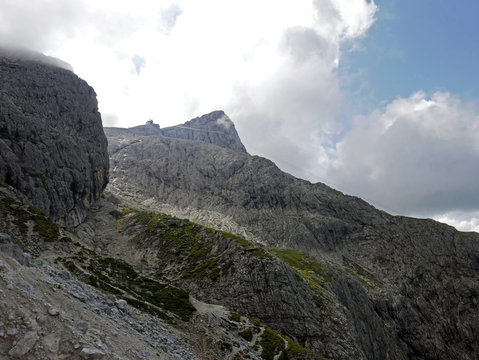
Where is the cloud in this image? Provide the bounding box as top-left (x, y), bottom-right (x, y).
top-left (231, 53), bottom-right (341, 179)
top-left (230, 0), bottom-right (377, 179)
top-left (314, 0), bottom-right (378, 40)
top-left (216, 114), bottom-right (232, 129)
top-left (325, 91), bottom-right (479, 218)
top-left (0, 0), bottom-right (87, 51)
top-left (132, 54), bottom-right (146, 74)
top-left (101, 113), bottom-right (119, 127)
top-left (0, 47), bottom-right (73, 71)
top-left (158, 3), bottom-right (183, 35)
top-left (3, 0), bottom-right (478, 232)
top-left (435, 211), bottom-right (479, 233)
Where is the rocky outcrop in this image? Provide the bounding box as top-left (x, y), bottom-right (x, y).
top-left (160, 110), bottom-right (247, 152)
top-left (0, 49), bottom-right (109, 226)
top-left (107, 134), bottom-right (383, 251)
top-left (105, 110), bottom-right (247, 153)
top-left (106, 117), bottom-right (479, 360)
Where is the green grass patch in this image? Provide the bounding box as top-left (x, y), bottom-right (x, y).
top-left (84, 255), bottom-right (196, 321)
top-left (270, 248), bottom-right (326, 275)
top-left (249, 317), bottom-right (262, 327)
top-left (222, 231), bottom-right (273, 259)
top-left (342, 256), bottom-right (382, 289)
top-left (29, 206), bottom-right (59, 241)
top-left (258, 327), bottom-right (285, 360)
top-left (229, 312), bottom-right (241, 322)
top-left (0, 196), bottom-right (59, 241)
top-left (222, 232), bottom-right (252, 247)
top-left (131, 212), bottom-right (240, 280)
top-left (279, 338), bottom-right (329, 360)
top-left (239, 328), bottom-right (253, 342)
top-left (271, 248), bottom-right (333, 306)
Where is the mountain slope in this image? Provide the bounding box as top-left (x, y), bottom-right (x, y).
top-left (106, 115), bottom-right (479, 360)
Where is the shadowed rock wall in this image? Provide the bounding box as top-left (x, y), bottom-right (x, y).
top-left (0, 51), bottom-right (109, 226)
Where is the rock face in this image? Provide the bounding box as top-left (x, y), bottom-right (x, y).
top-left (106, 114), bottom-right (479, 360)
top-left (105, 110), bottom-right (246, 153)
top-left (0, 49), bottom-right (109, 226)
top-left (107, 134), bottom-right (383, 250)
top-left (161, 110), bottom-right (247, 152)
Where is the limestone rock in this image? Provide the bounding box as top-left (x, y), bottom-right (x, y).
top-left (0, 233), bottom-right (11, 242)
top-left (161, 110), bottom-right (247, 152)
top-left (80, 347), bottom-right (105, 359)
top-left (107, 134), bottom-right (381, 251)
top-left (115, 299), bottom-right (127, 309)
top-left (48, 308), bottom-right (60, 316)
top-left (0, 49), bottom-right (109, 227)
top-left (8, 330), bottom-right (38, 357)
top-left (43, 333), bottom-right (61, 353)
top-left (105, 110), bottom-right (246, 153)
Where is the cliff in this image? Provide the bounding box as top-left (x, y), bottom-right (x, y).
top-left (0, 49), bottom-right (109, 226)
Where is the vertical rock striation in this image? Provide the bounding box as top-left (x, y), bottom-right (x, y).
top-left (0, 49), bottom-right (109, 226)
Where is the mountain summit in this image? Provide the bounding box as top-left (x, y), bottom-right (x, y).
top-left (105, 110), bottom-right (246, 153)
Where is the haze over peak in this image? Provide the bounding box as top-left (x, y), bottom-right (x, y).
top-left (0, 46), bottom-right (73, 71)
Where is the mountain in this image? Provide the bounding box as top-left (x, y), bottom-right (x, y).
top-left (106, 115), bottom-right (479, 360)
top-left (0, 49), bottom-right (478, 360)
top-left (105, 110), bottom-right (246, 153)
top-left (0, 49), bottom-right (109, 226)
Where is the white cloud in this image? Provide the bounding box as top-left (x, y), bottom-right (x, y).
top-left (434, 211), bottom-right (479, 233)
top-left (132, 54), bottom-right (146, 75)
top-left (325, 91), bottom-right (479, 222)
top-left (0, 0), bottom-right (87, 51)
top-left (231, 0), bottom-right (377, 179)
top-left (0, 0), bottom-right (377, 132)
top-left (158, 3), bottom-right (183, 35)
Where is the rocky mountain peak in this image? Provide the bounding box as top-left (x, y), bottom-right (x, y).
top-left (166, 110), bottom-right (246, 152)
top-left (105, 110), bottom-right (247, 153)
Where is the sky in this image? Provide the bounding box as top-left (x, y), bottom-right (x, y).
top-left (1, 0), bottom-right (479, 231)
